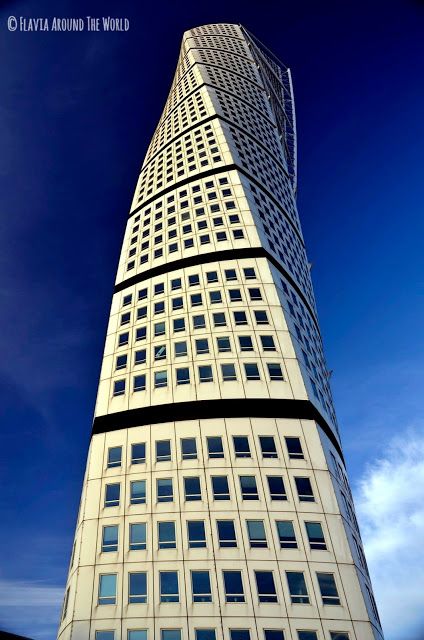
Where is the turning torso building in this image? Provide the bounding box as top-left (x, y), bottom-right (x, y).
top-left (58, 23), bottom-right (383, 640)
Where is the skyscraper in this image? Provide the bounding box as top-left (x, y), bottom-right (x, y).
top-left (58, 23), bottom-right (383, 640)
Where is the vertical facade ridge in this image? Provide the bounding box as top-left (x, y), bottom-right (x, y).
top-left (57, 22), bottom-right (383, 640)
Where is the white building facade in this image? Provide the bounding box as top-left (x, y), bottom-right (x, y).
top-left (57, 23), bottom-right (383, 640)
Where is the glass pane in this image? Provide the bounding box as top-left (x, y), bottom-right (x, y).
top-left (230, 631), bottom-right (250, 640)
top-left (130, 523), bottom-right (146, 550)
top-left (233, 436), bottom-right (250, 457)
top-left (160, 572), bottom-right (179, 601)
top-left (264, 632), bottom-right (284, 640)
top-left (181, 438), bottom-right (197, 459)
top-left (196, 631), bottom-right (216, 640)
top-left (277, 521), bottom-right (296, 548)
top-left (159, 521), bottom-right (176, 547)
top-left (297, 633), bottom-right (318, 640)
top-left (217, 520), bottom-right (236, 546)
top-left (207, 437), bottom-right (224, 458)
top-left (132, 443), bottom-right (146, 463)
top-left (129, 573), bottom-right (147, 603)
top-left (99, 574), bottom-right (116, 597)
top-left (162, 631), bottom-right (181, 640)
top-left (128, 632), bottom-right (147, 640)
top-left (188, 520), bottom-right (206, 547)
top-left (108, 446), bottom-right (122, 467)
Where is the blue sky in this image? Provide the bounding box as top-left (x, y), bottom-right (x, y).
top-left (0, 0), bottom-right (423, 638)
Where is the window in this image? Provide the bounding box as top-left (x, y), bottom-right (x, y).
top-left (130, 480), bottom-right (146, 504)
top-left (95, 633), bottom-right (114, 640)
top-left (209, 291), bottom-right (222, 304)
top-left (137, 306), bottom-right (147, 320)
top-left (173, 317), bottom-right (186, 332)
top-left (267, 363), bottom-right (284, 380)
top-left (189, 274), bottom-right (200, 286)
top-left (176, 367), bottom-right (190, 385)
top-left (157, 478), bottom-right (173, 502)
top-left (217, 336), bottom-right (231, 352)
top-left (295, 477), bottom-right (315, 502)
top-left (128, 632), bottom-right (147, 640)
top-left (174, 341), bottom-right (188, 358)
top-left (213, 312), bottom-right (226, 326)
top-left (285, 437), bottom-right (304, 459)
top-left (188, 520), bottom-right (206, 548)
top-left (286, 572), bottom-right (309, 604)
top-left (154, 283), bottom-right (165, 295)
top-left (297, 633), bottom-right (318, 640)
top-left (161, 631), bottom-right (181, 640)
top-left (233, 436), bottom-right (251, 458)
top-left (247, 520), bottom-right (267, 548)
top-left (154, 322), bottom-right (166, 337)
top-left (317, 573), bottom-right (340, 604)
top-left (239, 336), bottom-right (253, 351)
top-left (223, 571), bottom-right (245, 602)
top-left (305, 522), bottom-right (326, 550)
top-left (172, 297), bottom-right (183, 310)
top-left (154, 371), bottom-right (167, 388)
top-left (195, 338), bottom-right (209, 354)
top-left (98, 574), bottom-right (117, 605)
top-left (259, 436), bottom-right (278, 458)
top-left (107, 446), bottom-right (122, 468)
top-left (225, 269), bottom-right (237, 281)
top-left (191, 293), bottom-right (203, 307)
top-left (155, 301), bottom-right (165, 314)
top-left (181, 437), bottom-right (197, 460)
top-left (136, 327), bottom-right (147, 341)
top-left (123, 294), bottom-right (132, 307)
top-left (255, 571), bottom-right (277, 603)
top-left (234, 311), bottom-right (247, 325)
top-left (243, 267), bottom-right (256, 279)
top-left (129, 572), bottom-right (147, 603)
top-left (105, 483), bottom-right (120, 507)
top-left (276, 521), bottom-right (297, 549)
top-left (184, 476), bottom-right (201, 501)
top-left (113, 379), bottom-right (126, 396)
top-left (196, 631), bottom-right (215, 640)
top-left (264, 632), bottom-right (284, 640)
top-left (199, 365), bottom-right (213, 382)
top-left (130, 523), bottom-right (146, 550)
top-left (156, 440), bottom-right (171, 462)
top-left (229, 289), bottom-right (242, 302)
top-left (206, 271), bottom-right (218, 283)
top-left (261, 335), bottom-right (276, 351)
top-left (160, 571), bottom-right (179, 602)
top-left (116, 354), bottom-right (127, 370)
top-left (193, 315), bottom-right (206, 329)
top-left (138, 287), bottom-right (148, 300)
top-left (255, 310), bottom-right (269, 325)
top-left (240, 475), bottom-right (259, 500)
top-left (221, 363), bottom-right (237, 381)
top-left (330, 635), bottom-right (349, 640)
top-left (217, 520), bottom-right (237, 547)
top-left (134, 349), bottom-right (146, 365)
top-left (155, 345), bottom-right (167, 360)
top-left (134, 375), bottom-right (146, 392)
top-left (212, 475), bottom-right (230, 500)
top-left (118, 332), bottom-right (129, 346)
top-left (267, 476), bottom-right (287, 500)
top-left (171, 278), bottom-right (181, 290)
top-left (132, 443), bottom-right (146, 464)
top-left (191, 571), bottom-right (212, 602)
top-left (244, 363), bottom-right (260, 380)
top-left (207, 436), bottom-right (224, 458)
top-left (230, 632), bottom-right (250, 640)
top-left (249, 288), bottom-right (262, 301)
top-left (158, 521), bottom-right (176, 549)
top-left (102, 525), bottom-right (118, 552)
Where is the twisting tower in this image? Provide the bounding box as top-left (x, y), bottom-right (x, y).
top-left (58, 23), bottom-right (383, 640)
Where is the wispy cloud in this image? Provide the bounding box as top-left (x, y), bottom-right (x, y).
top-left (0, 578), bottom-right (62, 638)
top-left (355, 425), bottom-right (424, 640)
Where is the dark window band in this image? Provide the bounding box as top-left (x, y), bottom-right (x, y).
top-left (114, 246), bottom-right (319, 334)
top-left (92, 397), bottom-right (344, 463)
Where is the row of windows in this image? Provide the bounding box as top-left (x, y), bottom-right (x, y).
top-left (115, 334), bottom-right (278, 370)
top-left (106, 436), bottom-right (303, 468)
top-left (120, 287), bottom-right (264, 323)
top-left (104, 474), bottom-right (315, 507)
top-left (94, 630), bottom-right (349, 640)
top-left (117, 309), bottom-right (271, 347)
top-left (100, 518), bottom-right (326, 553)
top-left (112, 362), bottom-right (285, 395)
top-left (93, 568), bottom-right (342, 606)
top-left (121, 267), bottom-right (257, 309)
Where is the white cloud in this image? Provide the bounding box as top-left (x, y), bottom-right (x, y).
top-left (0, 578), bottom-right (62, 638)
top-left (355, 427), bottom-right (424, 640)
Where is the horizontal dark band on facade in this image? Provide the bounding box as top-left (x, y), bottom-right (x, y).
top-left (91, 397), bottom-right (344, 463)
top-left (113, 246), bottom-right (319, 334)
